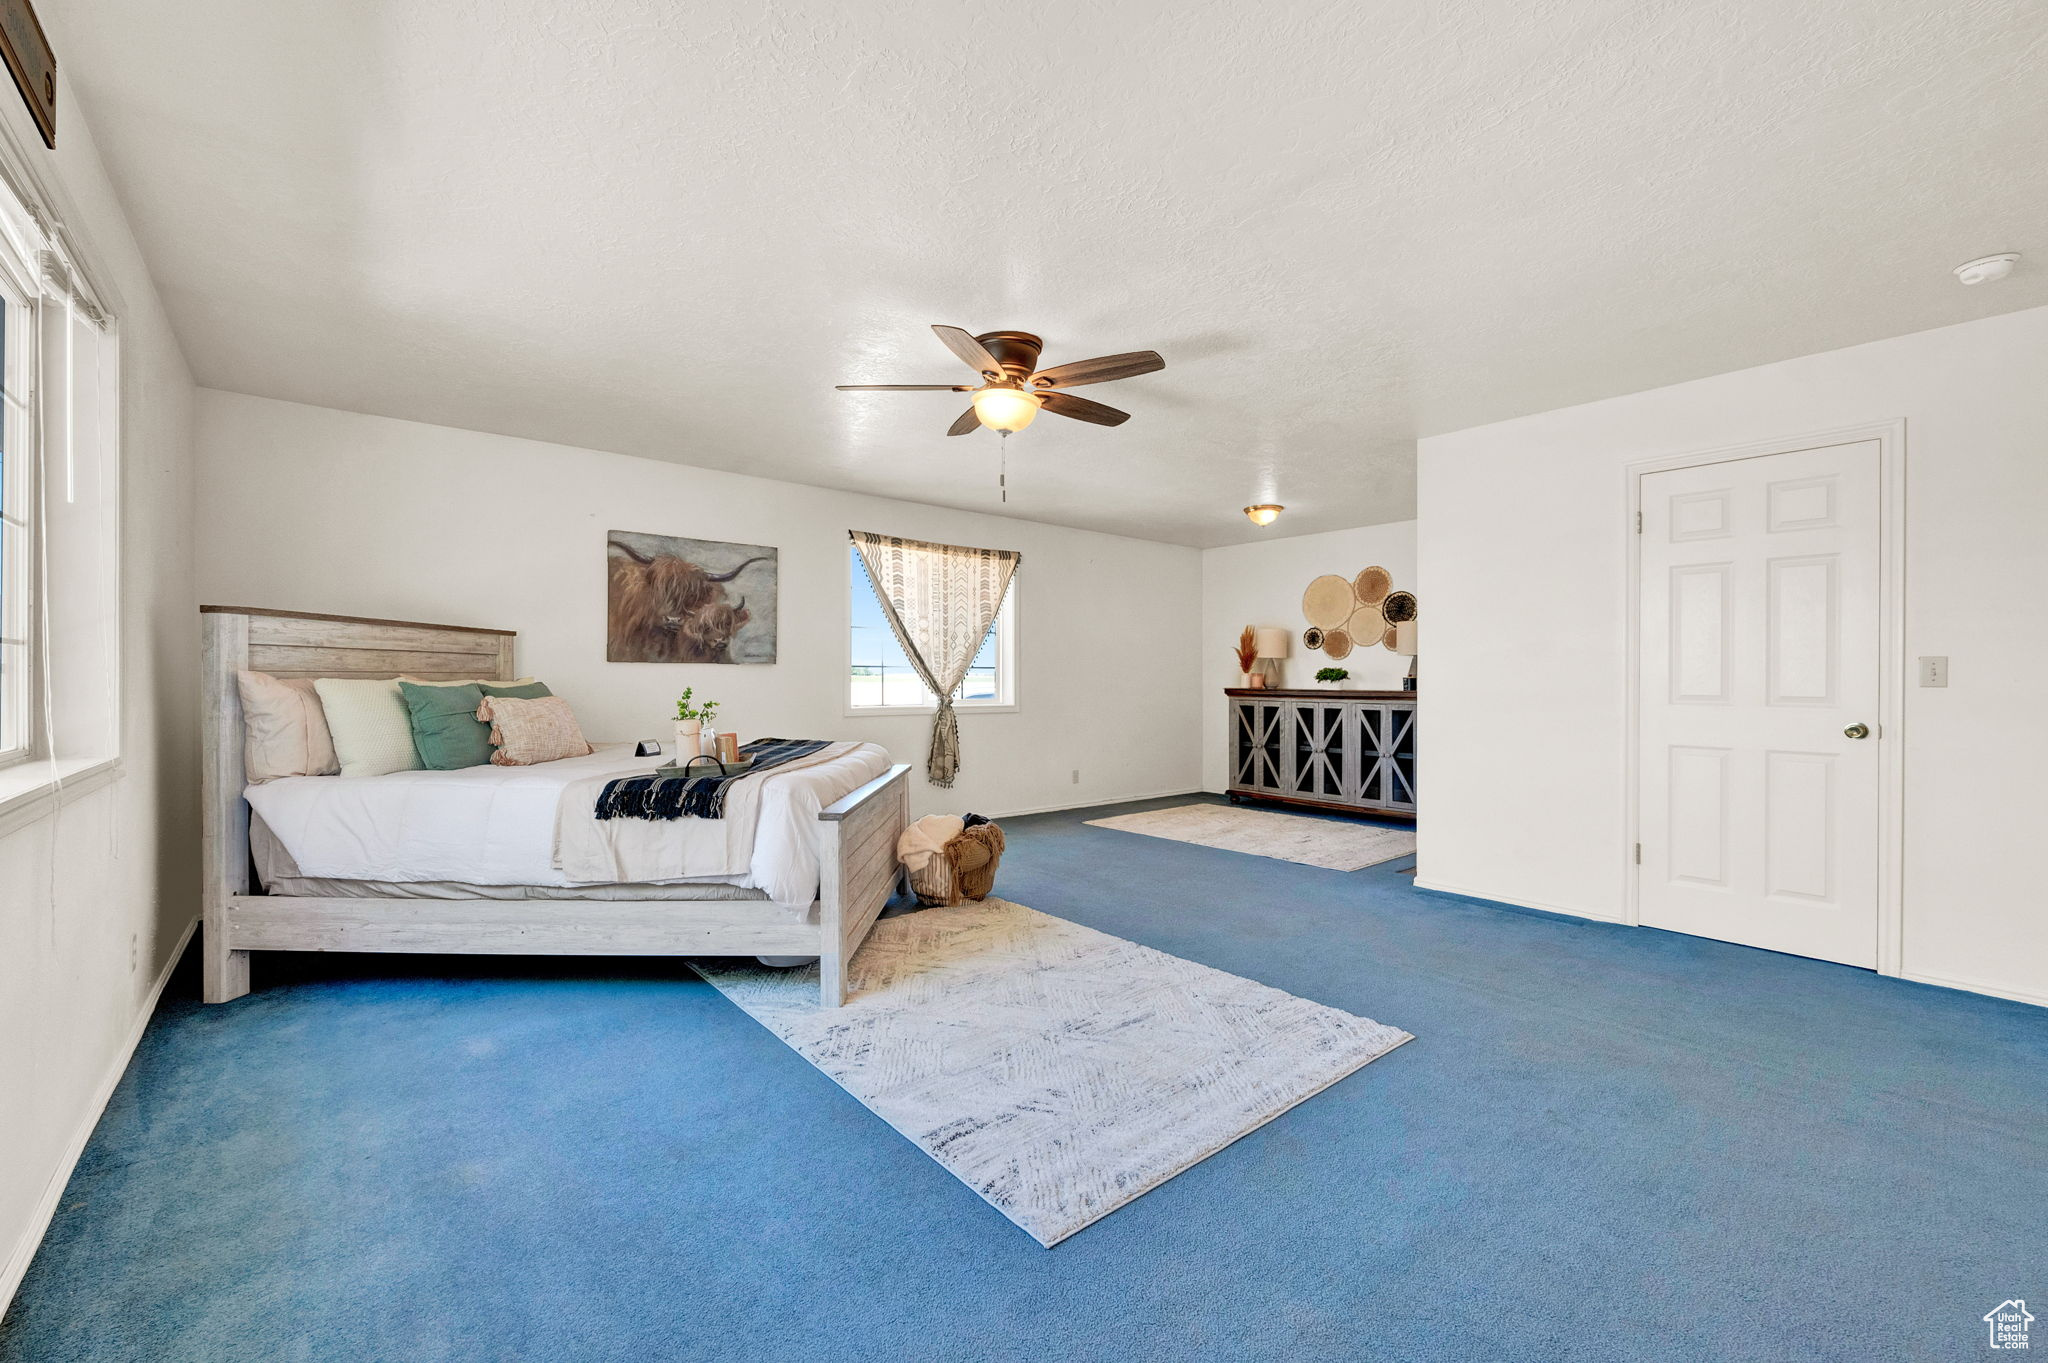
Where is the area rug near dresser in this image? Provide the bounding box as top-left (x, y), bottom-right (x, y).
top-left (690, 899), bottom-right (1411, 1246)
top-left (1086, 803), bottom-right (1416, 871)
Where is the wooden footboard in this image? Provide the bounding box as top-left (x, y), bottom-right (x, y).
top-left (815, 764), bottom-right (913, 1006)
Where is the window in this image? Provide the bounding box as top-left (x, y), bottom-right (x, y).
top-left (0, 236), bottom-right (34, 766)
top-left (0, 165), bottom-right (121, 782)
top-left (848, 545), bottom-right (1014, 711)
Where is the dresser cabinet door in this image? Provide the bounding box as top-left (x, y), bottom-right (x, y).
top-left (1230, 699), bottom-right (1288, 792)
top-left (1284, 700), bottom-right (1354, 802)
top-left (1354, 704), bottom-right (1417, 812)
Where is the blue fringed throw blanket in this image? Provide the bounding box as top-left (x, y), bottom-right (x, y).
top-left (595, 738), bottom-right (832, 821)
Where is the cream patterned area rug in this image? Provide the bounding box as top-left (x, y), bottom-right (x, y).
top-left (691, 900), bottom-right (1411, 1247)
top-left (1086, 803), bottom-right (1416, 871)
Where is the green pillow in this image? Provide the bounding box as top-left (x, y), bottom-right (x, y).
top-left (399, 680), bottom-right (552, 770)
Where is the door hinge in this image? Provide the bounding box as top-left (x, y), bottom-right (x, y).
top-left (1635, 510), bottom-right (1643, 534)
top-left (1633, 842), bottom-right (1642, 865)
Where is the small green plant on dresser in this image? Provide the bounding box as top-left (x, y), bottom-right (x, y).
top-left (1314, 667), bottom-right (1350, 684)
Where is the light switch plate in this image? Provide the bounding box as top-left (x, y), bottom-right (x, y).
top-left (1917, 656), bottom-right (1948, 687)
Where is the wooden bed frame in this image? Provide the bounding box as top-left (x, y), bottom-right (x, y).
top-left (200, 606), bottom-right (911, 1009)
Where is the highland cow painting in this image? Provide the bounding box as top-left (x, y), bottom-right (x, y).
top-left (607, 530), bottom-right (778, 664)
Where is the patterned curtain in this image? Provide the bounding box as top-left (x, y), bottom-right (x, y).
top-left (850, 530), bottom-right (1021, 787)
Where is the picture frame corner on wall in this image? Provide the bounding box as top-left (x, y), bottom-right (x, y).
top-left (0, 0), bottom-right (57, 149)
top-left (605, 530), bottom-right (779, 666)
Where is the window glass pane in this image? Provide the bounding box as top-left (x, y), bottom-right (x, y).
top-left (0, 292), bottom-right (16, 755)
top-left (850, 546), bottom-right (1007, 708)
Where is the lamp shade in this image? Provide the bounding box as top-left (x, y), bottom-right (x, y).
top-left (971, 385), bottom-right (1040, 433)
top-left (1253, 627), bottom-right (1290, 659)
top-left (1392, 620), bottom-right (1418, 656)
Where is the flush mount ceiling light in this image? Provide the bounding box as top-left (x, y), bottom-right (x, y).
top-left (970, 383), bottom-right (1041, 433)
top-left (1244, 504), bottom-right (1284, 527)
top-left (836, 325), bottom-right (1166, 436)
top-left (1954, 253), bottom-right (2019, 286)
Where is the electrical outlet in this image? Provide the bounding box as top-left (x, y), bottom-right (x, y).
top-left (1071, 769), bottom-right (1080, 784)
top-left (1918, 656), bottom-right (1949, 687)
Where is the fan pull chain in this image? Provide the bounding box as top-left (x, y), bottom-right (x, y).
top-left (999, 431), bottom-right (1008, 503)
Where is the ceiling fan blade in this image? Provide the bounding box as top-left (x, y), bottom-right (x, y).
top-left (932, 325), bottom-right (1006, 380)
top-left (946, 406), bottom-right (983, 437)
top-left (834, 384), bottom-right (973, 391)
top-left (1028, 350), bottom-right (1164, 389)
top-left (1038, 391), bottom-right (1130, 427)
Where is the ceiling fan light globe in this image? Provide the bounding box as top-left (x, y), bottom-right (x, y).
top-left (1244, 504), bottom-right (1284, 527)
top-left (972, 385), bottom-right (1041, 433)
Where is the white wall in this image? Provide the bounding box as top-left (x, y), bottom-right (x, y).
top-left (0, 91), bottom-right (198, 1300)
top-left (1417, 304), bottom-right (2048, 1007)
top-left (1198, 521), bottom-right (1416, 792)
top-left (194, 390), bottom-right (1204, 820)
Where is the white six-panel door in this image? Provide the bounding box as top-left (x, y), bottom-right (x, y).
top-left (1637, 440), bottom-right (1881, 966)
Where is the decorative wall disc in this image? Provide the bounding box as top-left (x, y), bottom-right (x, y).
top-left (1347, 601), bottom-right (1385, 644)
top-left (1353, 566), bottom-right (1392, 606)
top-left (1302, 626), bottom-right (1325, 651)
top-left (1321, 628), bottom-right (1353, 659)
top-left (1381, 590), bottom-right (1418, 624)
top-left (1302, 575), bottom-right (1354, 629)
top-left (1382, 624), bottom-right (1401, 651)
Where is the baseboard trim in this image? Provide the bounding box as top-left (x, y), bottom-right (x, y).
top-left (1, 915), bottom-right (197, 1316)
top-left (1411, 877), bottom-right (1627, 925)
top-left (985, 788), bottom-right (1206, 820)
top-left (1898, 968), bottom-right (2048, 1010)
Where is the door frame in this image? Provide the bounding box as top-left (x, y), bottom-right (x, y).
top-left (1620, 420), bottom-right (1907, 975)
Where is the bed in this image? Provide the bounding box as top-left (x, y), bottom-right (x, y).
top-left (201, 605), bottom-right (911, 1007)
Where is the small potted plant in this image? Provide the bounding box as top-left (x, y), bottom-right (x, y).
top-left (674, 688), bottom-right (721, 755)
top-left (1314, 666), bottom-right (1350, 689)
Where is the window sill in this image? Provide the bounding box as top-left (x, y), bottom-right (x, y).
top-left (844, 704), bottom-right (1020, 719)
top-left (0, 756), bottom-right (124, 840)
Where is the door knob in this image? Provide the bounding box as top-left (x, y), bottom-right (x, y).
top-left (1844, 722), bottom-right (1870, 740)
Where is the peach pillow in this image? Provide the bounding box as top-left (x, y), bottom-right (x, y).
top-left (475, 694), bottom-right (593, 766)
top-left (235, 670), bottom-right (340, 782)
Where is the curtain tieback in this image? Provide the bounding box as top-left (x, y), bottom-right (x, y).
top-left (927, 696), bottom-right (961, 789)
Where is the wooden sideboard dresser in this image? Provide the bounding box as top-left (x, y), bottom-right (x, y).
top-left (1225, 688), bottom-right (1415, 820)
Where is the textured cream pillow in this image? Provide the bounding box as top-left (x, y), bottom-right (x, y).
top-left (476, 694), bottom-right (593, 766)
top-left (235, 671), bottom-right (340, 782)
top-left (313, 678), bottom-right (425, 778)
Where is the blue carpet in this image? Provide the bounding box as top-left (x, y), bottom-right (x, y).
top-left (5, 794), bottom-right (2045, 1362)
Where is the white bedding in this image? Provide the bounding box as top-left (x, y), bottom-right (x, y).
top-left (245, 741), bottom-right (892, 909)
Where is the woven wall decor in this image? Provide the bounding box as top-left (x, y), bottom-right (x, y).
top-left (1379, 591), bottom-right (1418, 651)
top-left (1298, 565), bottom-right (1421, 658)
top-left (1302, 575), bottom-right (1354, 630)
top-left (1347, 601), bottom-right (1385, 646)
top-left (1353, 566), bottom-right (1392, 606)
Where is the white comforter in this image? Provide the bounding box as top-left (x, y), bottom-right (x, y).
top-left (245, 741), bottom-right (892, 909)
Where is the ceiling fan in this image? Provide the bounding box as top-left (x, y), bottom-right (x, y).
top-left (836, 325), bottom-right (1166, 436)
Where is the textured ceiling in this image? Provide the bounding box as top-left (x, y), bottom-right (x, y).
top-left (49, 0), bottom-right (2048, 546)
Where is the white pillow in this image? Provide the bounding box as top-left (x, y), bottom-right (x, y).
top-left (313, 678), bottom-right (424, 778)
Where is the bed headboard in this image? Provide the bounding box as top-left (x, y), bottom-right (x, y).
top-left (200, 606), bottom-right (519, 920)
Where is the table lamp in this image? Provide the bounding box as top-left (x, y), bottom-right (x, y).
top-left (1253, 626), bottom-right (1290, 689)
top-left (1394, 620), bottom-right (1417, 691)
